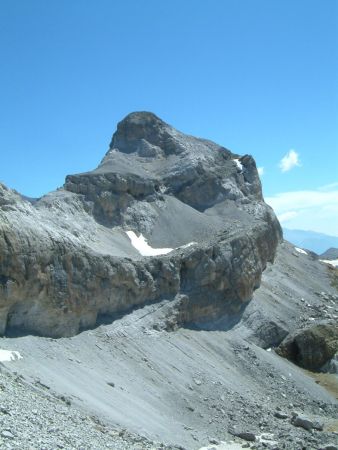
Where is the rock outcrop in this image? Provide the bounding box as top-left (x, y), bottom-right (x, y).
top-left (0, 112), bottom-right (281, 337)
top-left (277, 322), bottom-right (338, 370)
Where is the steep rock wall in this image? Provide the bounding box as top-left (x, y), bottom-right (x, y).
top-left (0, 112), bottom-right (282, 337)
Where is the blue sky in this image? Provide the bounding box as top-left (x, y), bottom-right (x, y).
top-left (1, 0), bottom-right (337, 235)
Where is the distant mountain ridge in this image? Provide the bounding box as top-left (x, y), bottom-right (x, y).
top-left (283, 228), bottom-right (338, 254)
top-left (320, 247), bottom-right (338, 260)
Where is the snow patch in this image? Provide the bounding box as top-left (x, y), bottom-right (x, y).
top-left (126, 231), bottom-right (173, 256)
top-left (198, 443), bottom-right (243, 450)
top-left (0, 349), bottom-right (22, 362)
top-left (294, 247), bottom-right (307, 255)
top-left (126, 231), bottom-right (196, 256)
top-left (179, 242), bottom-right (196, 249)
top-left (234, 159), bottom-right (243, 171)
top-left (319, 259), bottom-right (338, 268)
top-left (257, 433), bottom-right (278, 445)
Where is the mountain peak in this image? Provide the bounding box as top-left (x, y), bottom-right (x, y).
top-left (109, 111), bottom-right (173, 155)
top-left (117, 111), bottom-right (164, 127)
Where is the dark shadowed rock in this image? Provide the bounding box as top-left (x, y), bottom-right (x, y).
top-left (0, 112), bottom-right (281, 337)
top-left (291, 413), bottom-right (324, 431)
top-left (277, 322), bottom-right (338, 370)
top-left (230, 430), bottom-right (256, 441)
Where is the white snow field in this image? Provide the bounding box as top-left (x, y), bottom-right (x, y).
top-left (233, 158), bottom-right (243, 171)
top-left (320, 258), bottom-right (338, 268)
top-left (295, 247), bottom-right (308, 255)
top-left (126, 231), bottom-right (196, 256)
top-left (126, 231), bottom-right (174, 256)
top-left (0, 349), bottom-right (22, 362)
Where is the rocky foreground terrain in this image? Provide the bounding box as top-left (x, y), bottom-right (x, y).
top-left (0, 112), bottom-right (337, 449)
top-left (0, 241), bottom-right (337, 450)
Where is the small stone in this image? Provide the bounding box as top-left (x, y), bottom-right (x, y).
top-left (1, 430), bottom-right (14, 439)
top-left (291, 414), bottom-right (317, 431)
top-left (235, 432), bottom-right (256, 442)
top-left (0, 406), bottom-right (10, 415)
top-left (313, 420), bottom-right (324, 431)
top-left (274, 411), bottom-right (288, 419)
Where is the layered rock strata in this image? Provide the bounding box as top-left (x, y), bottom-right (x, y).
top-left (0, 112), bottom-right (281, 337)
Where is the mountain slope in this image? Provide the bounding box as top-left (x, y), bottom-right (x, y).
top-left (320, 248), bottom-right (338, 260)
top-left (0, 241), bottom-right (337, 449)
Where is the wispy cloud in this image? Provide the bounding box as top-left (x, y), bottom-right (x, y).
top-left (279, 149), bottom-right (301, 172)
top-left (266, 184), bottom-right (338, 236)
top-left (318, 181), bottom-right (338, 192)
top-left (257, 167), bottom-right (264, 176)
top-left (278, 211), bottom-right (298, 223)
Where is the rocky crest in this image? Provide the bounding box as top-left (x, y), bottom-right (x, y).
top-left (0, 112), bottom-right (281, 337)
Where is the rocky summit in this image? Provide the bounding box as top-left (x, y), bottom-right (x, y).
top-left (0, 111), bottom-right (281, 338)
top-left (0, 113), bottom-right (337, 450)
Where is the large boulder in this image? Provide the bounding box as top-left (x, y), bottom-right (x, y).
top-left (277, 322), bottom-right (338, 370)
top-left (0, 112), bottom-right (281, 337)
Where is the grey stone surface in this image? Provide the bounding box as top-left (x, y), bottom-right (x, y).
top-left (0, 240), bottom-right (337, 450)
top-left (0, 112), bottom-right (281, 338)
top-left (291, 413), bottom-right (323, 431)
top-left (0, 366), bottom-right (174, 450)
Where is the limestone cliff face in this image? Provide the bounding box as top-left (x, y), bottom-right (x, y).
top-left (0, 112), bottom-right (282, 337)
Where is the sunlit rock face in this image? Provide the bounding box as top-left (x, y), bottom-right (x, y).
top-left (0, 112), bottom-right (281, 337)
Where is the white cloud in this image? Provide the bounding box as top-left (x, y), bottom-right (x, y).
top-left (278, 211), bottom-right (298, 223)
top-left (266, 184), bottom-right (338, 236)
top-left (257, 167), bottom-right (264, 176)
top-left (318, 181), bottom-right (338, 191)
top-left (279, 149), bottom-right (301, 172)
